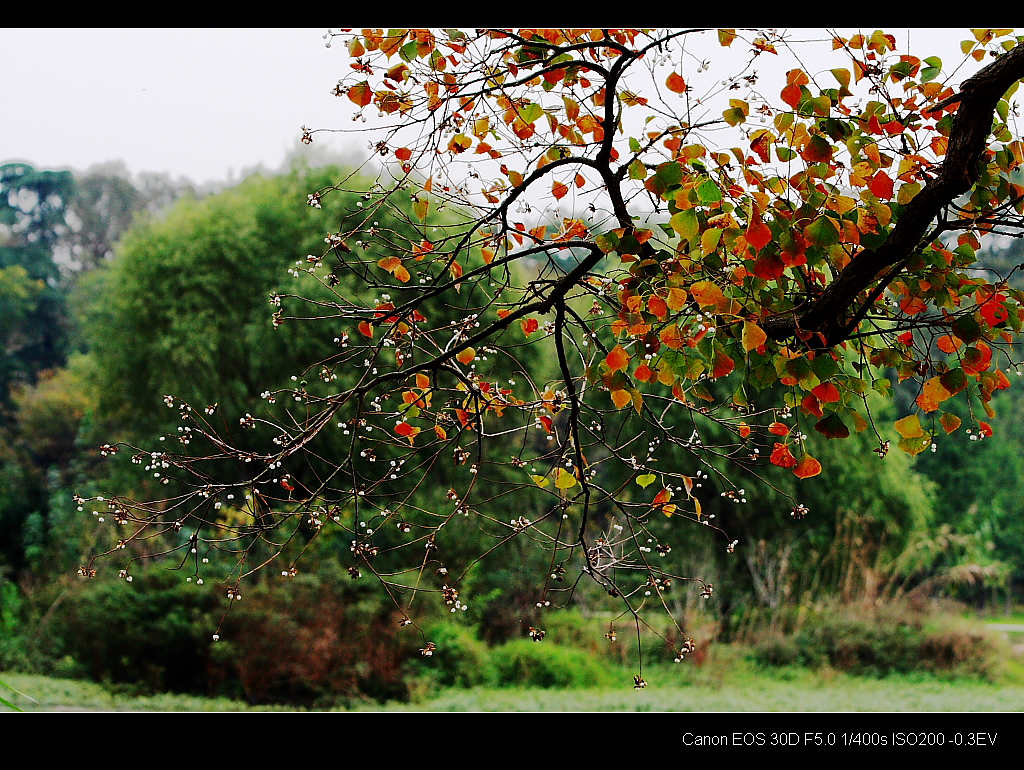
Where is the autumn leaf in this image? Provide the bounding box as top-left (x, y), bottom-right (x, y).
top-left (869, 171), bottom-right (894, 199)
top-left (690, 281), bottom-right (726, 309)
top-left (394, 421), bottom-right (420, 444)
top-left (605, 345), bottom-right (630, 372)
top-left (456, 347), bottom-right (476, 365)
top-left (552, 181), bottom-right (569, 200)
top-left (610, 389), bottom-right (632, 409)
top-left (769, 442), bottom-right (797, 468)
top-left (793, 454), bottom-right (822, 479)
top-left (894, 414), bottom-right (924, 438)
top-left (811, 382), bottom-right (840, 403)
top-left (814, 414), bottom-right (849, 439)
top-left (916, 377), bottom-right (952, 413)
top-left (745, 217), bottom-right (772, 252)
top-left (555, 467), bottom-right (578, 490)
top-left (347, 82), bottom-right (372, 107)
top-left (666, 72), bottom-right (687, 93)
top-left (742, 320), bottom-right (767, 352)
top-left (710, 350), bottom-right (734, 379)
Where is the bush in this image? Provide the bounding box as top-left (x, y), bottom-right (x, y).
top-left (751, 604), bottom-right (1002, 678)
top-left (489, 640), bottom-right (622, 689)
top-left (750, 634), bottom-right (800, 667)
top-left (406, 621), bottom-right (496, 689)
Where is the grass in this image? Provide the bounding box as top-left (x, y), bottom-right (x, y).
top-left (5, 658), bottom-right (1023, 712)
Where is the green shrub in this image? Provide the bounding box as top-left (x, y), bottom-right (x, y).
top-left (406, 622), bottom-right (496, 689)
top-left (751, 604), bottom-right (1002, 678)
top-left (489, 640), bottom-right (622, 689)
top-left (751, 634), bottom-right (800, 667)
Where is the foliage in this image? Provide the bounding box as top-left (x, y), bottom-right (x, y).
top-left (751, 602), bottom-right (1004, 678)
top-left (74, 29), bottom-right (1024, 682)
top-left (0, 162), bottom-right (73, 405)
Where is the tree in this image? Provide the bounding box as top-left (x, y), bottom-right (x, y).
top-left (0, 162), bottom-right (74, 405)
top-left (83, 28), bottom-right (1024, 683)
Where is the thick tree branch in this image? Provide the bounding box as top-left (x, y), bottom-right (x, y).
top-left (764, 43), bottom-right (1024, 345)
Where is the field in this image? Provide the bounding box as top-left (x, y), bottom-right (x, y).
top-left (5, 659), bottom-right (1024, 712)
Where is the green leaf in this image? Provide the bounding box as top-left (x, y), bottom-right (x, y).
top-left (628, 159), bottom-right (648, 180)
top-left (696, 178), bottom-right (722, 204)
top-left (952, 315), bottom-right (982, 343)
top-left (669, 210), bottom-right (699, 242)
top-left (519, 103), bottom-right (544, 124)
top-left (636, 473), bottom-right (657, 489)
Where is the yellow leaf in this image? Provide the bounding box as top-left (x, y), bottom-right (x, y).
top-left (742, 320), bottom-right (767, 352)
top-left (894, 414), bottom-right (924, 438)
top-left (555, 467), bottom-right (578, 489)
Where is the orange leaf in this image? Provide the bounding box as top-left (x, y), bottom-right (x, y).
top-left (347, 82), bottom-right (372, 107)
top-left (793, 454), bottom-right (822, 479)
top-left (666, 287), bottom-right (688, 311)
top-left (937, 334), bottom-right (961, 353)
top-left (917, 376), bottom-right (952, 413)
top-left (456, 347), bottom-right (476, 365)
top-left (605, 345), bottom-right (630, 372)
top-left (552, 181), bottom-right (569, 200)
top-left (770, 442), bottom-right (797, 468)
top-left (610, 388), bottom-right (632, 408)
top-left (666, 72), bottom-right (687, 94)
top-left (690, 281), bottom-right (725, 309)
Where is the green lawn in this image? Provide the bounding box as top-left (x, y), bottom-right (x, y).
top-left (4, 667), bottom-right (1023, 712)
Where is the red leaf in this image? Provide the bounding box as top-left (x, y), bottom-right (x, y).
top-left (711, 350), bottom-right (734, 379)
top-left (746, 217), bottom-right (772, 252)
top-left (770, 442), bottom-right (797, 468)
top-left (869, 171), bottom-right (894, 199)
top-left (801, 393), bottom-right (824, 417)
top-left (811, 382), bottom-right (840, 403)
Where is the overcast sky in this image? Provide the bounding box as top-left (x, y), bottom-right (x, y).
top-left (1, 28), bottom-right (980, 185)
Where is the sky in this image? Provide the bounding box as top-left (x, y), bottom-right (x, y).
top-left (0, 27), bottom-right (983, 185)
top-left (1, 28), bottom-right (358, 183)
